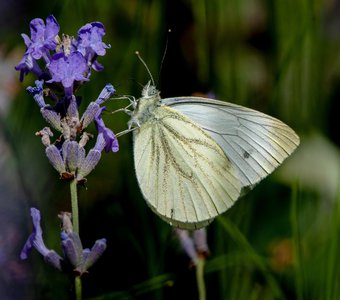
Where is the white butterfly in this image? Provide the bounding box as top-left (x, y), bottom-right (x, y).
top-left (121, 81), bottom-right (299, 230)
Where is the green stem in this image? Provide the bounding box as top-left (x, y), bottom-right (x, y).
top-left (196, 257), bottom-right (206, 300)
top-left (75, 276), bottom-right (82, 300)
top-left (70, 179), bottom-right (81, 300)
top-left (70, 179), bottom-right (79, 234)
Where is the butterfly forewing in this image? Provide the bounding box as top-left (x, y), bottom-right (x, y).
top-left (162, 97), bottom-right (300, 189)
top-left (133, 105), bottom-right (241, 229)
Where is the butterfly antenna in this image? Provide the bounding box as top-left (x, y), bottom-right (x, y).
top-left (135, 51), bottom-right (155, 87)
top-left (157, 29), bottom-right (171, 84)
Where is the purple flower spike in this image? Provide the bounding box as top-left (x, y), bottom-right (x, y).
top-left (95, 107), bottom-right (119, 153)
top-left (21, 208), bottom-right (107, 273)
top-left (20, 208), bottom-right (63, 270)
top-left (77, 22), bottom-right (110, 57)
top-left (47, 52), bottom-right (88, 96)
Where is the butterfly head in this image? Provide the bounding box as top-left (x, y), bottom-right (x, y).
top-left (141, 81), bottom-right (160, 98)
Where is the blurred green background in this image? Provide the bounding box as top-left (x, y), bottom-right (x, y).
top-left (0, 0), bottom-right (339, 299)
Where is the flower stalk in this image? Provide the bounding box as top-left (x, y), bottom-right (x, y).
top-left (75, 276), bottom-right (82, 300)
top-left (196, 257), bottom-right (206, 300)
top-left (70, 178), bottom-right (81, 299)
top-left (70, 179), bottom-right (79, 235)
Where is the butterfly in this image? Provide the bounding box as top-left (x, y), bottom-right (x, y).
top-left (119, 78), bottom-right (300, 230)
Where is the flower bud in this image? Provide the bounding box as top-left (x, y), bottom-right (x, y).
top-left (36, 127), bottom-right (53, 147)
top-left (40, 106), bottom-right (62, 132)
top-left (95, 84), bottom-right (115, 105)
top-left (61, 232), bottom-right (83, 268)
top-left (80, 102), bottom-right (100, 129)
top-left (76, 238), bottom-right (107, 274)
top-left (62, 140), bottom-right (80, 173)
top-left (45, 145), bottom-right (66, 174)
top-left (77, 149), bottom-right (101, 180)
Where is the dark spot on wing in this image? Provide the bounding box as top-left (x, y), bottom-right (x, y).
top-left (243, 151), bottom-right (250, 159)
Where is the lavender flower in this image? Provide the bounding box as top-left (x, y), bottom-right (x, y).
top-left (47, 52), bottom-right (89, 96)
top-left (77, 22), bottom-right (110, 71)
top-left (36, 127), bottom-right (53, 147)
top-left (62, 140), bottom-right (82, 173)
top-left (15, 53), bottom-right (42, 82)
top-left (95, 83), bottom-right (115, 105)
top-left (17, 15), bottom-right (114, 287)
top-left (15, 15), bottom-right (60, 81)
top-left (59, 213), bottom-right (107, 275)
top-left (26, 80), bottom-right (45, 108)
top-left (15, 16), bottom-right (109, 88)
top-left (61, 232), bottom-right (83, 268)
top-left (21, 208), bottom-right (107, 275)
top-left (45, 145), bottom-right (67, 174)
top-left (20, 208), bottom-right (63, 270)
top-left (77, 22), bottom-right (109, 56)
top-left (39, 85), bottom-right (117, 181)
top-left (44, 139), bottom-right (90, 181)
top-left (25, 15), bottom-right (59, 59)
top-left (80, 84), bottom-right (115, 128)
top-left (95, 107), bottom-right (119, 153)
top-left (79, 238), bottom-right (107, 274)
top-left (22, 43), bottom-right (118, 182)
top-left (76, 147), bottom-right (101, 181)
